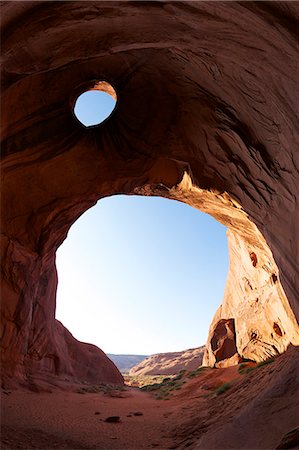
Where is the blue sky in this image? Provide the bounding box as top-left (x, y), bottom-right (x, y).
top-left (55, 90), bottom-right (229, 355)
top-left (74, 89), bottom-right (116, 126)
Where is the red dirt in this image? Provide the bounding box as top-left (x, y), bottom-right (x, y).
top-left (2, 346), bottom-right (298, 449)
top-left (1, 388), bottom-right (175, 449)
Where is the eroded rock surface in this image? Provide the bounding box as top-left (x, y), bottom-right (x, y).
top-left (209, 319), bottom-right (240, 368)
top-left (129, 346), bottom-right (205, 376)
top-left (1, 2), bottom-right (299, 390)
top-left (203, 229), bottom-right (299, 366)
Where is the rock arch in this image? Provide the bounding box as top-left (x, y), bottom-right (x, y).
top-left (1, 1), bottom-right (298, 388)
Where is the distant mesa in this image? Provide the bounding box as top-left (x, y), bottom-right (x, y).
top-left (107, 354), bottom-right (148, 374)
top-left (129, 346), bottom-right (205, 376)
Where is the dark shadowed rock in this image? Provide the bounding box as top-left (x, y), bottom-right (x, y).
top-left (276, 428), bottom-right (299, 450)
top-left (105, 416), bottom-right (121, 423)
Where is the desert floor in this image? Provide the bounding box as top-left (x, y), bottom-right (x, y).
top-left (1, 348), bottom-right (299, 450)
top-left (1, 386), bottom-right (178, 449)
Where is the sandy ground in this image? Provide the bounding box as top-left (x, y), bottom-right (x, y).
top-left (1, 388), bottom-right (178, 450)
top-left (1, 347), bottom-right (299, 450)
top-left (1, 367), bottom-right (240, 450)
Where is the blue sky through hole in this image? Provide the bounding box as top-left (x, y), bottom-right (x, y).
top-left (74, 90), bottom-right (116, 126)
top-left (59, 89), bottom-right (229, 355)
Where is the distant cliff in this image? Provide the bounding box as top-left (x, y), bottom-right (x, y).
top-left (107, 354), bottom-right (148, 373)
top-left (129, 346), bottom-right (205, 376)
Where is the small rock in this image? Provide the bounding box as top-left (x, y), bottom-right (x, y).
top-left (94, 411), bottom-right (100, 415)
top-left (105, 416), bottom-right (121, 423)
top-left (133, 411), bottom-right (143, 416)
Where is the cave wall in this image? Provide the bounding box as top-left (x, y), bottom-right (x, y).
top-left (1, 1), bottom-right (299, 388)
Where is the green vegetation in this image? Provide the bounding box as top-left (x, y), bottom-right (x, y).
top-left (202, 381), bottom-right (232, 399)
top-left (187, 366), bottom-right (208, 378)
top-left (172, 369), bottom-right (187, 381)
top-left (256, 358), bottom-right (275, 367)
top-left (215, 382), bottom-right (231, 395)
top-left (124, 374), bottom-right (172, 388)
top-left (138, 366), bottom-right (210, 400)
top-left (238, 363), bottom-right (255, 375)
top-left (140, 373), bottom-right (186, 400)
top-left (238, 363), bottom-right (246, 372)
top-left (238, 357), bottom-right (275, 375)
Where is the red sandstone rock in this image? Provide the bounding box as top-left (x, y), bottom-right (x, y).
top-left (1, 2), bottom-right (299, 391)
top-left (129, 346), bottom-right (205, 376)
top-left (203, 230), bottom-right (299, 366)
top-left (207, 318), bottom-right (241, 368)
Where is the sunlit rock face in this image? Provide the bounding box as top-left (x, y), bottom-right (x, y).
top-left (204, 230), bottom-right (299, 367)
top-left (1, 2), bottom-right (299, 389)
top-left (129, 346), bottom-right (205, 377)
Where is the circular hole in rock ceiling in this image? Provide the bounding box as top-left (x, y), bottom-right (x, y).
top-left (73, 81), bottom-right (117, 127)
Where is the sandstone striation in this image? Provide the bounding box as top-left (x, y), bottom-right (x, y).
top-left (1, 1), bottom-right (299, 394)
top-left (129, 346), bottom-right (205, 376)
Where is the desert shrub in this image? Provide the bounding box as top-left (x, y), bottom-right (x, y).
top-left (187, 366), bottom-right (208, 378)
top-left (238, 363), bottom-right (246, 372)
top-left (166, 380), bottom-right (176, 387)
top-left (238, 363), bottom-right (254, 375)
top-left (215, 382), bottom-right (231, 395)
top-left (172, 369), bottom-right (187, 382)
top-left (162, 377), bottom-right (171, 383)
top-left (239, 358), bottom-right (275, 376)
top-left (202, 392), bottom-right (212, 399)
top-left (173, 380), bottom-right (185, 390)
top-left (141, 374), bottom-right (186, 399)
top-left (140, 383), bottom-right (161, 392)
top-left (155, 391), bottom-right (170, 400)
top-left (127, 374), bottom-right (172, 388)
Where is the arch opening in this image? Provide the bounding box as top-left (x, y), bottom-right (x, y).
top-left (50, 166), bottom-right (299, 377)
top-left (55, 195), bottom-right (229, 359)
top-left (73, 81), bottom-right (117, 127)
